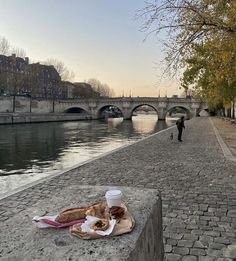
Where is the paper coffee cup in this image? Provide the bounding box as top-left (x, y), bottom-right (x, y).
top-left (105, 190), bottom-right (122, 208)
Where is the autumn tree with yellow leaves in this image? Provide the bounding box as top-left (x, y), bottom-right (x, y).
top-left (139, 0), bottom-right (236, 116)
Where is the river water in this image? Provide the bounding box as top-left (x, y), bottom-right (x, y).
top-left (0, 115), bottom-right (175, 197)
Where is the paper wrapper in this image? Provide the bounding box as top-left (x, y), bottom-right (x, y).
top-left (81, 216), bottom-right (116, 236)
top-left (70, 209), bottom-right (135, 240)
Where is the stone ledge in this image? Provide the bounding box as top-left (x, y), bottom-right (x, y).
top-left (0, 185), bottom-right (163, 261)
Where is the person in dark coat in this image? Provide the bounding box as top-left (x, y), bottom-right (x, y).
top-left (176, 116), bottom-right (185, 142)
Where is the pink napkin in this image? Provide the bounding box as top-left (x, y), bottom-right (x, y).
top-left (32, 215), bottom-right (85, 228)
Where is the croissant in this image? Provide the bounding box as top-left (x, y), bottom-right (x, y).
top-left (85, 202), bottom-right (106, 218)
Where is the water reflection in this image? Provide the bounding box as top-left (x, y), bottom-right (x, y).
top-left (0, 115), bottom-right (175, 196)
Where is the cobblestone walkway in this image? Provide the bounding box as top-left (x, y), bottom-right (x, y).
top-left (0, 117), bottom-right (236, 261)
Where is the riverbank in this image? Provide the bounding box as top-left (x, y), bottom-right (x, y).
top-left (0, 117), bottom-right (236, 260)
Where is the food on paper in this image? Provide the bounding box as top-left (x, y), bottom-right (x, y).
top-left (81, 215), bottom-right (117, 236)
top-left (55, 202), bottom-right (106, 223)
top-left (55, 207), bottom-right (87, 223)
top-left (90, 218), bottom-right (109, 231)
top-left (109, 206), bottom-right (125, 219)
top-left (85, 202), bottom-right (106, 218)
top-left (70, 209), bottom-right (135, 239)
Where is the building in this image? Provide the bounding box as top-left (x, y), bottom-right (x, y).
top-left (61, 81), bottom-right (100, 98)
top-left (72, 82), bottom-right (100, 98)
top-left (0, 54), bottom-right (101, 99)
top-left (28, 62), bottom-right (61, 99)
top-left (0, 54), bottom-right (61, 99)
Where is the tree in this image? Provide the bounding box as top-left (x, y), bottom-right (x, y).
top-left (181, 38), bottom-right (236, 114)
top-left (8, 72), bottom-right (28, 112)
top-left (138, 0), bottom-right (236, 70)
top-left (87, 78), bottom-right (115, 97)
top-left (11, 47), bottom-right (27, 58)
top-left (44, 58), bottom-right (74, 81)
top-left (0, 36), bottom-right (27, 57)
top-left (139, 1), bottom-right (236, 115)
top-left (0, 36), bottom-right (10, 55)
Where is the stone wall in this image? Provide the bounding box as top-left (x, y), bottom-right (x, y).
top-left (0, 96), bottom-right (12, 112)
top-left (0, 113), bottom-right (88, 124)
top-left (31, 99), bottom-right (53, 113)
top-left (0, 96), bottom-right (54, 113)
top-left (0, 185), bottom-right (164, 261)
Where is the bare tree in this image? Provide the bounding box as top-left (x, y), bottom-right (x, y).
top-left (0, 36), bottom-right (27, 58)
top-left (44, 58), bottom-right (75, 81)
top-left (87, 78), bottom-right (115, 97)
top-left (11, 47), bottom-right (27, 58)
top-left (0, 36), bottom-right (11, 55)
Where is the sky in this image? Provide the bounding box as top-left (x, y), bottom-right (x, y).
top-left (0, 0), bottom-right (181, 97)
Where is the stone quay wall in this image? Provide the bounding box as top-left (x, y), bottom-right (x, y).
top-left (0, 112), bottom-right (87, 124)
top-left (0, 96), bottom-right (53, 113)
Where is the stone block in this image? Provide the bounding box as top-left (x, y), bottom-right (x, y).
top-left (165, 253), bottom-right (181, 261)
top-left (182, 256), bottom-right (197, 261)
top-left (173, 246), bottom-right (189, 255)
top-left (190, 248), bottom-right (207, 256)
top-left (223, 244), bottom-right (236, 259)
top-left (177, 240), bottom-right (194, 247)
top-left (0, 186), bottom-right (164, 261)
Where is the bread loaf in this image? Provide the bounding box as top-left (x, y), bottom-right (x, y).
top-left (55, 207), bottom-right (87, 223)
top-left (55, 202), bottom-right (106, 223)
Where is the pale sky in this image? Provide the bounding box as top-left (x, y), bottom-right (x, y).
top-left (0, 0), bottom-right (181, 97)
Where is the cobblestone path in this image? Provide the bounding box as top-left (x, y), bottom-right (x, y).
top-left (0, 117), bottom-right (236, 261)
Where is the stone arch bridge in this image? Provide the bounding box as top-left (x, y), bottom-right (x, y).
top-left (55, 97), bottom-right (207, 120)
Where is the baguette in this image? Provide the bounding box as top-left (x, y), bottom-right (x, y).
top-left (55, 207), bottom-right (87, 223)
top-left (55, 202), bottom-right (106, 223)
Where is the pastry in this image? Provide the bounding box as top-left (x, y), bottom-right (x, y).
top-left (109, 206), bottom-right (125, 219)
top-left (85, 202), bottom-right (106, 218)
top-left (55, 202), bottom-right (106, 223)
top-left (90, 219), bottom-right (109, 231)
top-left (55, 207), bottom-right (87, 223)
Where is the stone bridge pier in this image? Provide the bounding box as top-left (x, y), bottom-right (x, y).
top-left (122, 108), bottom-right (133, 120)
top-left (157, 108), bottom-right (166, 120)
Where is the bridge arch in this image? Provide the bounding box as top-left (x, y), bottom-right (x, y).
top-left (197, 108), bottom-right (209, 117)
top-left (166, 106), bottom-right (191, 119)
top-left (64, 106), bottom-right (88, 114)
top-left (97, 104), bottom-right (124, 119)
top-left (131, 104), bottom-right (159, 119)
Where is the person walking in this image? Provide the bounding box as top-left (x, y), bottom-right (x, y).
top-left (176, 116), bottom-right (185, 142)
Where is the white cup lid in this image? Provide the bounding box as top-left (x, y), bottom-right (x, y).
top-left (105, 190), bottom-right (122, 198)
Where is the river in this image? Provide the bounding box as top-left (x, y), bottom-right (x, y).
top-left (0, 115), bottom-right (176, 197)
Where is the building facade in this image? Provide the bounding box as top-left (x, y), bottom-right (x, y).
top-left (0, 54), bottom-right (61, 99)
top-left (60, 81), bottom-right (100, 98)
top-left (0, 54), bottom-right (101, 99)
